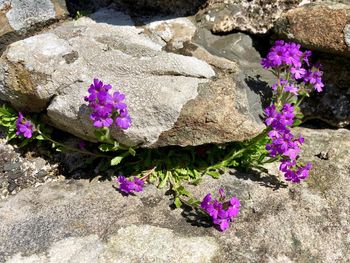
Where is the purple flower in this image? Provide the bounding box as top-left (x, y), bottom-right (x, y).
top-left (264, 105), bottom-right (278, 126)
top-left (90, 112), bottom-right (113, 128)
top-left (200, 194), bottom-right (218, 219)
top-left (262, 40), bottom-right (304, 69)
top-left (264, 102), bottom-right (312, 183)
top-left (284, 42), bottom-right (303, 68)
top-left (283, 83), bottom-right (298, 95)
top-left (261, 41), bottom-right (324, 95)
top-left (271, 78), bottom-right (288, 91)
top-left (291, 67), bottom-right (306, 80)
top-left (112, 91), bottom-right (127, 110)
top-left (267, 44), bottom-right (286, 67)
top-left (116, 109), bottom-right (132, 130)
top-left (296, 163), bottom-right (312, 180)
top-left (133, 177), bottom-right (145, 192)
top-left (85, 78), bottom-right (132, 130)
top-left (261, 58), bottom-right (272, 69)
top-left (117, 176), bottom-right (144, 194)
top-left (16, 112), bottom-right (34, 138)
top-left (261, 41), bottom-right (320, 184)
top-left (283, 162), bottom-right (312, 183)
top-left (303, 66), bottom-right (324, 92)
top-left (201, 189), bottom-right (240, 232)
top-left (227, 197), bottom-right (240, 217)
top-left (303, 50), bottom-right (312, 66)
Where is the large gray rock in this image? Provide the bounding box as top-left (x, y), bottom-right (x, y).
top-left (0, 0), bottom-right (68, 53)
top-left (0, 127), bottom-right (349, 262)
top-left (0, 8), bottom-right (265, 147)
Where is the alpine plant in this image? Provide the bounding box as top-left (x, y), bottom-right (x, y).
top-left (262, 40), bottom-right (323, 183)
top-left (11, 40), bottom-right (324, 233)
top-left (16, 112), bottom-right (34, 139)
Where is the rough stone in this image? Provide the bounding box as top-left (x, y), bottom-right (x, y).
top-left (345, 24), bottom-right (350, 47)
top-left (193, 28), bottom-right (275, 106)
top-left (0, 0), bottom-right (68, 53)
top-left (274, 2), bottom-right (350, 56)
top-left (0, 139), bottom-right (59, 199)
top-left (0, 8), bottom-right (265, 147)
top-left (144, 17), bottom-right (197, 50)
top-left (196, 0), bottom-right (301, 35)
top-left (0, 127), bottom-right (349, 262)
top-left (144, 16), bottom-right (239, 72)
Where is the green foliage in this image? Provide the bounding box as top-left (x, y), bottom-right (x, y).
top-left (111, 156), bottom-right (124, 166)
top-left (0, 103), bottom-right (277, 207)
top-left (0, 104), bottom-right (17, 140)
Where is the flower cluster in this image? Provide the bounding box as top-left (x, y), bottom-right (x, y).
top-left (117, 176), bottom-right (144, 194)
top-left (16, 112), bottom-right (34, 138)
top-left (260, 40), bottom-right (324, 183)
top-left (84, 79), bottom-right (131, 129)
top-left (261, 40), bottom-right (324, 94)
top-left (200, 189), bottom-right (240, 231)
top-left (264, 104), bottom-right (312, 183)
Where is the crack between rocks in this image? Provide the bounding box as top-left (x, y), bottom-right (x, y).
top-left (148, 70), bottom-right (207, 79)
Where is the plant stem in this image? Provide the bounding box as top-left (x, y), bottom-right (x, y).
top-left (295, 94), bottom-right (306, 108)
top-left (40, 133), bottom-right (112, 159)
top-left (261, 156), bottom-right (279, 164)
top-left (207, 128), bottom-right (270, 171)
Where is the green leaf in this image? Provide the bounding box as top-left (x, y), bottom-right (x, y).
top-left (94, 128), bottom-right (110, 142)
top-left (293, 119), bottom-right (302, 127)
top-left (2, 117), bottom-right (16, 122)
top-left (190, 177), bottom-right (202, 186)
top-left (128, 147), bottom-right (136, 156)
top-left (207, 170), bottom-right (221, 179)
top-left (175, 168), bottom-right (188, 175)
top-left (174, 197), bottom-right (182, 208)
top-left (111, 156), bottom-right (123, 166)
top-left (189, 168), bottom-right (200, 179)
top-left (149, 172), bottom-right (158, 183)
top-left (98, 143), bottom-right (115, 152)
top-left (187, 198), bottom-right (200, 206)
top-left (158, 171), bottom-right (169, 188)
top-left (176, 185), bottom-right (190, 197)
top-left (35, 134), bottom-right (44, 140)
top-left (6, 130), bottom-right (16, 141)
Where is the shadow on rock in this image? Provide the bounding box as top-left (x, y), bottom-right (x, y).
top-left (181, 205), bottom-right (213, 229)
top-left (230, 169), bottom-right (287, 191)
top-left (244, 76), bottom-right (272, 109)
top-left (66, 0), bottom-right (207, 19)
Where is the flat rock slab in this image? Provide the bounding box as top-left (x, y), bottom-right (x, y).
top-left (0, 8), bottom-right (265, 147)
top-left (0, 127), bottom-right (349, 262)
